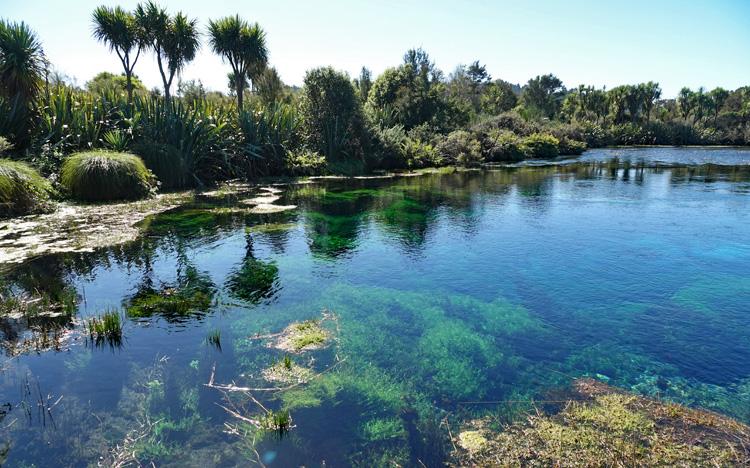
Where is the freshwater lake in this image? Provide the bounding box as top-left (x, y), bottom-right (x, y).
top-left (1, 147), bottom-right (749, 466)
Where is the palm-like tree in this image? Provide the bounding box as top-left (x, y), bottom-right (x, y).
top-left (207, 16), bottom-right (267, 111)
top-left (92, 5), bottom-right (144, 106)
top-left (136, 2), bottom-right (200, 103)
top-left (0, 20), bottom-right (46, 101)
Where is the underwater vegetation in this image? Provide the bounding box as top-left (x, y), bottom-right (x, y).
top-left (226, 257), bottom-right (279, 304)
top-left (206, 329), bottom-right (221, 350)
top-left (60, 151), bottom-right (157, 202)
top-left (262, 318), bottom-right (331, 353)
top-left (125, 267), bottom-right (215, 321)
top-left (451, 379), bottom-right (750, 466)
top-left (262, 355), bottom-right (314, 385)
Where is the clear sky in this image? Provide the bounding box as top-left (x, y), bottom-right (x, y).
top-left (2, 0), bottom-right (749, 97)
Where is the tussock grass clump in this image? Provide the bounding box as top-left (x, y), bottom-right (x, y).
top-left (87, 309), bottom-right (123, 345)
top-left (0, 158), bottom-right (52, 217)
top-left (60, 151), bottom-right (156, 202)
top-left (451, 378), bottom-right (750, 466)
top-left (260, 409), bottom-right (292, 436)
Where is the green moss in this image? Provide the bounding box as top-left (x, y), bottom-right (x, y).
top-left (288, 320), bottom-right (327, 350)
top-left (60, 151), bottom-right (156, 202)
top-left (0, 158), bottom-right (52, 217)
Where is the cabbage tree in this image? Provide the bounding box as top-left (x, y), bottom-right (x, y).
top-left (207, 15), bottom-right (267, 111)
top-left (92, 5), bottom-right (144, 106)
top-left (136, 2), bottom-right (200, 103)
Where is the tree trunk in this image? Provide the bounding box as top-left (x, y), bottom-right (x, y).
top-left (126, 71), bottom-right (133, 108)
top-left (157, 55), bottom-right (170, 104)
top-left (236, 76), bottom-right (244, 112)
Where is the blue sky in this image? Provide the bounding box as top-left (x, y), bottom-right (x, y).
top-left (2, 0), bottom-right (749, 97)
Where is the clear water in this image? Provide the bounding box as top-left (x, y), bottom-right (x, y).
top-left (1, 149), bottom-right (750, 466)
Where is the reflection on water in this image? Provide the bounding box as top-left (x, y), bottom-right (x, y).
top-left (1, 154), bottom-right (750, 466)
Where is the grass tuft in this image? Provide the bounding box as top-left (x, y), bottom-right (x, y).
top-left (87, 309), bottom-right (123, 346)
top-left (0, 158), bottom-right (52, 217)
top-left (60, 151), bottom-right (156, 202)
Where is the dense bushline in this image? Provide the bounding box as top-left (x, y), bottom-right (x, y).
top-left (1, 8), bottom-right (749, 215)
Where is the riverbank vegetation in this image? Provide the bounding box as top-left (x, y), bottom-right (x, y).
top-left (1, 7), bottom-right (749, 217)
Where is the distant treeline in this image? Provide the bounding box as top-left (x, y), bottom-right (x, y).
top-left (1, 5), bottom-right (749, 193)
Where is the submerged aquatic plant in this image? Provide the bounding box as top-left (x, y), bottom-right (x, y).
top-left (450, 378), bottom-right (750, 466)
top-left (87, 309), bottom-right (123, 346)
top-left (206, 329), bottom-right (221, 350)
top-left (0, 158), bottom-right (52, 217)
top-left (60, 151), bottom-right (157, 202)
top-left (226, 257), bottom-right (279, 304)
top-left (126, 266), bottom-right (216, 321)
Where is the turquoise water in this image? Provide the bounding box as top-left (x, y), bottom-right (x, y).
top-left (1, 150), bottom-right (750, 466)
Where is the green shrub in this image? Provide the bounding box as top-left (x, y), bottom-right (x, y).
top-left (285, 149), bottom-right (327, 176)
top-left (558, 137), bottom-right (587, 155)
top-left (239, 103), bottom-right (300, 176)
top-left (404, 138), bottom-right (442, 169)
top-left (484, 130), bottom-right (526, 162)
top-left (60, 151), bottom-right (156, 202)
top-left (436, 130), bottom-right (483, 167)
top-left (522, 133), bottom-right (559, 158)
top-left (133, 98), bottom-right (231, 189)
top-left (0, 157), bottom-right (52, 217)
top-left (300, 67), bottom-right (367, 170)
top-left (370, 125), bottom-right (408, 170)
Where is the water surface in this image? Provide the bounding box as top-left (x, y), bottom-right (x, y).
top-left (1, 148), bottom-right (749, 466)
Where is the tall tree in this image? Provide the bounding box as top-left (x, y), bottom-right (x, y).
top-left (640, 81), bottom-right (661, 123)
top-left (0, 20), bottom-right (46, 149)
top-left (353, 67), bottom-right (372, 103)
top-left (92, 5), bottom-right (144, 106)
top-left (136, 1), bottom-right (200, 103)
top-left (0, 20), bottom-right (46, 101)
top-left (521, 74), bottom-right (565, 119)
top-left (708, 87), bottom-right (729, 125)
top-left (481, 80), bottom-right (518, 115)
top-left (207, 15), bottom-right (267, 111)
top-left (677, 87), bottom-right (696, 121)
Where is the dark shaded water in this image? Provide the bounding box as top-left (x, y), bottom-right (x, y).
top-left (1, 149), bottom-right (750, 466)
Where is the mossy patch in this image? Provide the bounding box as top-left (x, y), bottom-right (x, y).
top-left (450, 379), bottom-right (750, 466)
top-left (277, 319), bottom-right (329, 352)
